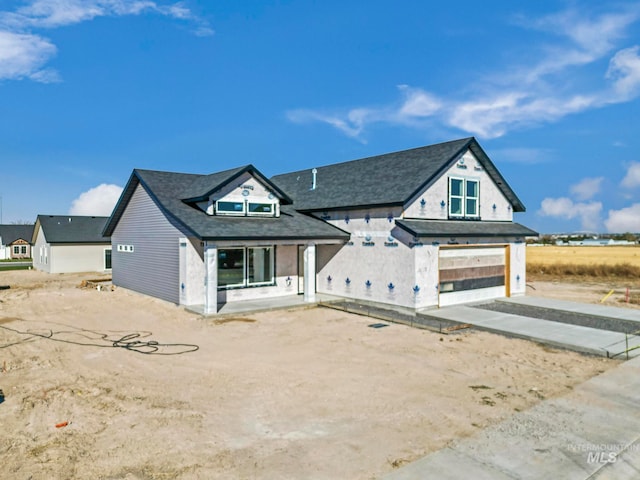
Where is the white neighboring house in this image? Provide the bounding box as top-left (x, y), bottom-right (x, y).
top-left (32, 215), bottom-right (112, 273)
top-left (0, 224), bottom-right (34, 260)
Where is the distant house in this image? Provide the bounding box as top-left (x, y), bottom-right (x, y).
top-left (104, 137), bottom-right (536, 313)
top-left (0, 224), bottom-right (34, 260)
top-left (32, 215), bottom-right (112, 273)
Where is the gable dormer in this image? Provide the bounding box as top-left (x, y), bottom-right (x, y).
top-left (182, 165), bottom-right (291, 218)
top-left (207, 172), bottom-right (281, 217)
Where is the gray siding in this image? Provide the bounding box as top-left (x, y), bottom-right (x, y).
top-left (112, 183), bottom-right (192, 304)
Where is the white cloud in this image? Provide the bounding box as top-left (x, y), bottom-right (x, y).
top-left (538, 197), bottom-right (602, 231)
top-left (606, 46), bottom-right (640, 101)
top-left (1, 0), bottom-right (205, 29)
top-left (604, 203), bottom-right (640, 232)
top-left (287, 6), bottom-right (640, 140)
top-left (0, 30), bottom-right (58, 82)
top-left (397, 85), bottom-right (442, 118)
top-left (621, 162), bottom-right (640, 189)
top-left (69, 183), bottom-right (123, 216)
top-left (0, 0), bottom-right (212, 83)
top-left (569, 177), bottom-right (604, 201)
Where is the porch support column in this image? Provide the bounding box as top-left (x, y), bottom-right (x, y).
top-left (303, 243), bottom-right (316, 302)
top-left (204, 242), bottom-right (218, 315)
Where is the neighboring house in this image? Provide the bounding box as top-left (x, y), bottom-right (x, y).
top-left (0, 224), bottom-right (34, 260)
top-left (32, 215), bottom-right (112, 273)
top-left (104, 137), bottom-right (537, 313)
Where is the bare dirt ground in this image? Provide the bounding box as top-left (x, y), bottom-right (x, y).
top-left (527, 276), bottom-right (640, 310)
top-left (0, 271), bottom-right (621, 479)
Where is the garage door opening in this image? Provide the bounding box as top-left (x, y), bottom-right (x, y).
top-left (438, 245), bottom-right (508, 307)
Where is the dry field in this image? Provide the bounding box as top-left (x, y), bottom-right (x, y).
top-left (527, 245), bottom-right (640, 267)
top-left (527, 246), bottom-right (640, 306)
top-left (0, 270), bottom-right (619, 479)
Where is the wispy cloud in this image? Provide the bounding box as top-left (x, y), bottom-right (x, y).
top-left (0, 0), bottom-right (213, 83)
top-left (288, 5), bottom-right (640, 140)
top-left (0, 30), bottom-right (58, 82)
top-left (570, 177), bottom-right (604, 201)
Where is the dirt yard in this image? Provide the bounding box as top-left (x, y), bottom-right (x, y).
top-left (0, 271), bottom-right (620, 479)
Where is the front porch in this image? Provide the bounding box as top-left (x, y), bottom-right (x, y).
top-left (185, 292), bottom-right (341, 316)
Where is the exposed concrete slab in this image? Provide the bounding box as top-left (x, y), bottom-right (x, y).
top-left (383, 355), bottom-right (640, 480)
top-left (422, 306), bottom-right (640, 358)
top-left (185, 293), bottom-right (342, 316)
top-left (500, 296), bottom-right (640, 324)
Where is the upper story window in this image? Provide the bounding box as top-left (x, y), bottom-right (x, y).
top-left (214, 199), bottom-right (278, 217)
top-left (449, 177), bottom-right (479, 218)
top-left (216, 201), bottom-right (245, 214)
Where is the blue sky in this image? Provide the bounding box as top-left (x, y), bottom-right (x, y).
top-left (1, 0), bottom-right (640, 234)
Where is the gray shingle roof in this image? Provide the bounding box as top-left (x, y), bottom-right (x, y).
top-left (35, 215), bottom-right (110, 244)
top-left (181, 165), bottom-right (292, 203)
top-left (0, 224), bottom-right (34, 245)
top-left (270, 137), bottom-right (526, 212)
top-left (395, 219), bottom-right (538, 238)
top-left (103, 169), bottom-right (350, 241)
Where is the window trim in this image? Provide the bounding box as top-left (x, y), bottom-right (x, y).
top-left (448, 176), bottom-right (480, 219)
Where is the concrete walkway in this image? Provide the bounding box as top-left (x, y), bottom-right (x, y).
top-left (421, 304), bottom-right (640, 359)
top-left (383, 354), bottom-right (640, 480)
top-left (501, 295), bottom-right (640, 323)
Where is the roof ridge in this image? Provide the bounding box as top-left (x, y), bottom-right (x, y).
top-left (272, 137), bottom-right (474, 178)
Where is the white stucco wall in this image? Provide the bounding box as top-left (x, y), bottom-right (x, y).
top-left (315, 208), bottom-right (423, 309)
top-left (32, 225), bottom-right (51, 273)
top-left (509, 241), bottom-right (527, 296)
top-left (179, 237), bottom-right (205, 306)
top-left (403, 149), bottom-right (513, 221)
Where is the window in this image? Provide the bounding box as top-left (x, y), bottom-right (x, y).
top-left (13, 246), bottom-right (20, 255)
top-left (248, 247), bottom-right (274, 285)
top-left (104, 249), bottom-right (112, 270)
top-left (248, 203), bottom-right (273, 214)
top-left (21, 245), bottom-right (27, 254)
top-left (214, 199), bottom-right (277, 217)
top-left (218, 246), bottom-right (274, 289)
top-left (218, 248), bottom-right (245, 287)
top-left (216, 201), bottom-right (245, 215)
top-left (449, 177), bottom-right (480, 218)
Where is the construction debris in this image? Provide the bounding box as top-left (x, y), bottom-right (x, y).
top-left (77, 279), bottom-right (114, 291)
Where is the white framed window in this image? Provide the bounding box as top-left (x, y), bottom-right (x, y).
top-left (218, 246), bottom-right (275, 289)
top-left (13, 245), bottom-right (20, 255)
top-left (449, 177), bottom-right (480, 218)
top-left (215, 199), bottom-right (277, 217)
top-left (216, 201), bottom-right (245, 215)
top-left (248, 202), bottom-right (274, 215)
